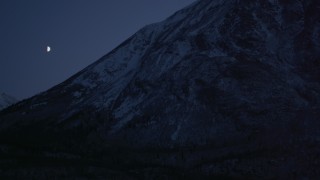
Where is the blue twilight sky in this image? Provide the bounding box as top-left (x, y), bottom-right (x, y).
top-left (0, 0), bottom-right (196, 99)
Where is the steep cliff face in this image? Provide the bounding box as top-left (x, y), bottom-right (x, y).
top-left (0, 0), bottom-right (320, 178)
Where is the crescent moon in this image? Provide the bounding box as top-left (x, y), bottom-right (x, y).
top-left (47, 46), bottom-right (51, 52)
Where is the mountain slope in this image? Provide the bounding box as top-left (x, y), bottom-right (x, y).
top-left (0, 0), bottom-right (320, 178)
top-left (0, 93), bottom-right (17, 110)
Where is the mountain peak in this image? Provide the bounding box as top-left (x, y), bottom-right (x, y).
top-left (0, 92), bottom-right (17, 110)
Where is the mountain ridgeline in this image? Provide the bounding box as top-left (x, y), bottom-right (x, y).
top-left (0, 0), bottom-right (320, 178)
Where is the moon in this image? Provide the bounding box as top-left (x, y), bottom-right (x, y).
top-left (47, 46), bottom-right (51, 53)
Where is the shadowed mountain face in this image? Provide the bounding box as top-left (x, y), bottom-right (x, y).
top-left (1, 0), bottom-right (320, 178)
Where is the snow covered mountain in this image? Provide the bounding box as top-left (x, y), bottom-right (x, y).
top-left (0, 93), bottom-right (17, 110)
top-left (0, 0), bottom-right (320, 178)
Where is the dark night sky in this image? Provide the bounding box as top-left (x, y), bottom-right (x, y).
top-left (0, 0), bottom-right (196, 99)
